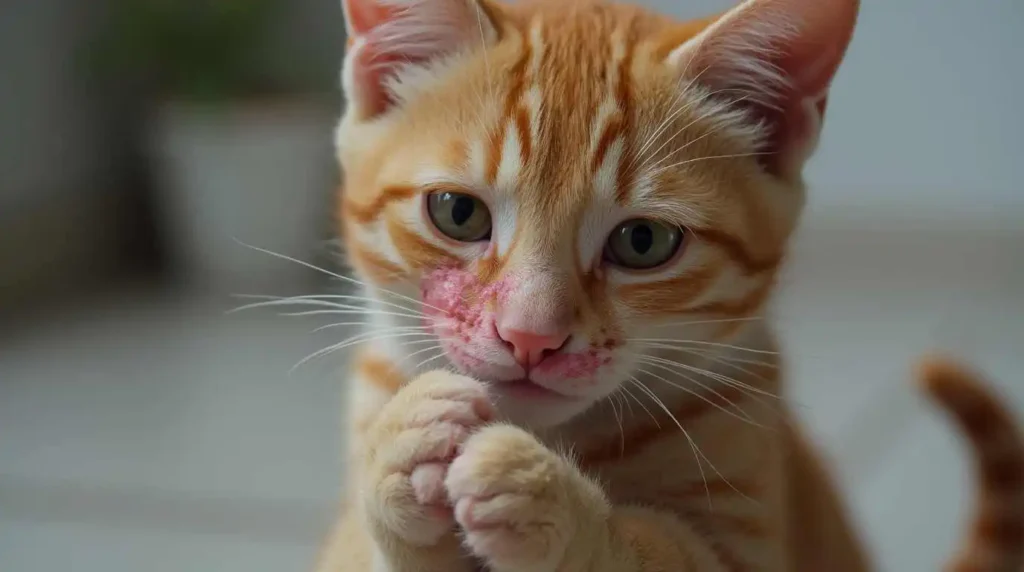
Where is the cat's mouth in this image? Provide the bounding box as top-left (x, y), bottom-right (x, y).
top-left (490, 378), bottom-right (571, 401)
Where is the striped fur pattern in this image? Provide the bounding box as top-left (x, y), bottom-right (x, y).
top-left (314, 0), bottom-right (1022, 571)
top-left (917, 356), bottom-right (1024, 572)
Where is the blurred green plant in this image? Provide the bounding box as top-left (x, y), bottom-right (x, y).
top-left (95, 0), bottom-right (285, 104)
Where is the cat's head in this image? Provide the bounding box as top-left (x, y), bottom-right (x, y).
top-left (336, 0), bottom-right (858, 427)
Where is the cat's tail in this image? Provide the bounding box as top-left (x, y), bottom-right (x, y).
top-left (916, 354), bottom-right (1024, 572)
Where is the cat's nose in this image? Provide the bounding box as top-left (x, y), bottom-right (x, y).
top-left (496, 327), bottom-right (569, 369)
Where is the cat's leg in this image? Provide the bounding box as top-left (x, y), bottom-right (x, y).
top-left (445, 424), bottom-right (727, 572)
top-left (356, 370), bottom-right (490, 572)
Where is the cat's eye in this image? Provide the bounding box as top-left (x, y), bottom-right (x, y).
top-left (426, 191), bottom-right (492, 242)
top-left (604, 219), bottom-right (684, 270)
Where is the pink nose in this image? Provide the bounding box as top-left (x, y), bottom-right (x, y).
top-left (497, 327), bottom-right (569, 368)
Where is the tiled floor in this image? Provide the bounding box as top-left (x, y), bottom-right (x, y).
top-left (2, 219), bottom-right (1022, 571)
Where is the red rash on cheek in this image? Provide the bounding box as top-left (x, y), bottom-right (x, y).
top-left (420, 266), bottom-right (512, 337)
top-left (421, 266), bottom-right (479, 323)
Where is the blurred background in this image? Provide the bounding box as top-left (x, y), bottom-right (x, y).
top-left (0, 1), bottom-right (1021, 571)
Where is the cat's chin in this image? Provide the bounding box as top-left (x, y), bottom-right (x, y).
top-left (488, 380), bottom-right (594, 428)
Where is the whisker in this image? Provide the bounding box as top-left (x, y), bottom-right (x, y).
top-left (312, 322), bottom-right (430, 334)
top-left (647, 151), bottom-right (776, 180)
top-left (627, 66), bottom-right (715, 173)
top-left (233, 293), bottom-right (427, 318)
top-left (640, 351), bottom-right (790, 423)
top-left (230, 298), bottom-right (425, 322)
top-left (412, 350), bottom-right (448, 371)
top-left (626, 378), bottom-right (713, 508)
top-left (639, 357), bottom-right (763, 418)
top-left (623, 380), bottom-right (660, 429)
top-left (608, 391), bottom-right (626, 456)
top-left (311, 321), bottom-right (371, 333)
top-left (618, 386), bottom-right (636, 418)
top-left (635, 361), bottom-right (763, 428)
top-left (643, 343), bottom-right (779, 369)
top-left (629, 338), bottom-right (778, 355)
top-left (659, 347), bottom-right (782, 399)
top-left (292, 333), bottom-right (436, 374)
top-left (628, 81), bottom-right (698, 172)
top-left (281, 309), bottom-right (427, 321)
top-left (629, 377), bottom-right (759, 508)
top-left (399, 343), bottom-right (446, 368)
top-left (291, 331), bottom-right (435, 373)
top-left (643, 316), bottom-right (764, 329)
top-left (638, 88), bottom-right (752, 173)
top-left (232, 240), bottom-right (450, 315)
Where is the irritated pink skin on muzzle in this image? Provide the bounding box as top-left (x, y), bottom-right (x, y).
top-left (419, 266), bottom-right (614, 397)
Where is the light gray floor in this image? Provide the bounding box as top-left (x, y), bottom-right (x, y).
top-left (2, 219), bottom-right (1022, 572)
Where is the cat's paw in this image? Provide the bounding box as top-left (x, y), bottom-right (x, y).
top-left (446, 424), bottom-right (603, 572)
top-left (361, 370), bottom-right (494, 548)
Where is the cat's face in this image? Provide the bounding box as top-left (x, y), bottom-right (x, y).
top-left (337, 0), bottom-right (857, 427)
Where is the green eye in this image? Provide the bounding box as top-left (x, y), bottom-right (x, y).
top-left (426, 191), bottom-right (492, 242)
top-left (604, 219), bottom-right (684, 270)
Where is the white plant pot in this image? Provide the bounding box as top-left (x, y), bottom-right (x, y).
top-left (149, 98), bottom-right (336, 293)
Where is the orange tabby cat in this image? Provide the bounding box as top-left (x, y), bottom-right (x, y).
top-left (316, 0), bottom-right (1024, 570)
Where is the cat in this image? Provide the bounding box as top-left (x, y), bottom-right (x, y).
top-left (313, 0), bottom-right (1024, 570)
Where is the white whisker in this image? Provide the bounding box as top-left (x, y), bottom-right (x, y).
top-left (627, 377), bottom-right (713, 508)
top-left (659, 347), bottom-right (782, 400)
top-left (638, 88), bottom-right (751, 173)
top-left (643, 316), bottom-right (764, 329)
top-left (626, 65), bottom-right (713, 173)
top-left (233, 293), bottom-right (427, 318)
top-left (313, 322), bottom-right (430, 334)
top-left (643, 343), bottom-right (779, 369)
top-left (629, 376), bottom-right (758, 508)
top-left (643, 95), bottom-right (751, 171)
top-left (648, 151), bottom-right (775, 179)
top-left (636, 361), bottom-right (763, 428)
top-left (639, 350), bottom-right (789, 424)
top-left (412, 349), bottom-right (448, 371)
top-left (623, 380), bottom-right (660, 428)
top-left (291, 331), bottom-right (435, 373)
top-left (630, 338), bottom-right (778, 355)
top-left (231, 240), bottom-right (449, 315)
top-left (618, 386), bottom-right (636, 418)
top-left (230, 298), bottom-right (425, 322)
top-left (281, 309), bottom-right (427, 321)
top-left (399, 343), bottom-right (446, 367)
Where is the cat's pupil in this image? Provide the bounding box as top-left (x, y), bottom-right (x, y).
top-left (631, 224), bottom-right (654, 254)
top-left (451, 196), bottom-right (475, 226)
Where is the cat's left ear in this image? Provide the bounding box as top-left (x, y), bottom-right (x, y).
top-left (341, 0), bottom-right (501, 120)
top-left (667, 0), bottom-right (859, 179)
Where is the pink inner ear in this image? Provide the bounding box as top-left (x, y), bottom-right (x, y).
top-left (341, 0), bottom-right (499, 120)
top-left (351, 38), bottom-right (435, 117)
top-left (342, 0), bottom-right (438, 118)
top-left (344, 0), bottom-right (401, 38)
top-left (772, 0), bottom-right (859, 99)
top-left (672, 0), bottom-right (859, 176)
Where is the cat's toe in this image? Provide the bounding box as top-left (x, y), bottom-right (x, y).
top-left (364, 372), bottom-right (494, 547)
top-left (446, 424), bottom-right (573, 572)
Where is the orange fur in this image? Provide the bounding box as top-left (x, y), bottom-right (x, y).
top-left (314, 0), bottom-right (1024, 571)
top-left (916, 356), bottom-right (1024, 572)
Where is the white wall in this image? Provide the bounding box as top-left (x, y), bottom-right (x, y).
top-left (644, 0), bottom-right (1024, 221)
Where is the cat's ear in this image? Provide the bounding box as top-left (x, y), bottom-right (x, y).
top-left (667, 0), bottom-right (858, 178)
top-left (341, 0), bottom-right (500, 120)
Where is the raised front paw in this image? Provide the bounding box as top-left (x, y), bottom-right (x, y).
top-left (446, 424), bottom-right (607, 572)
top-left (361, 370), bottom-right (494, 549)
